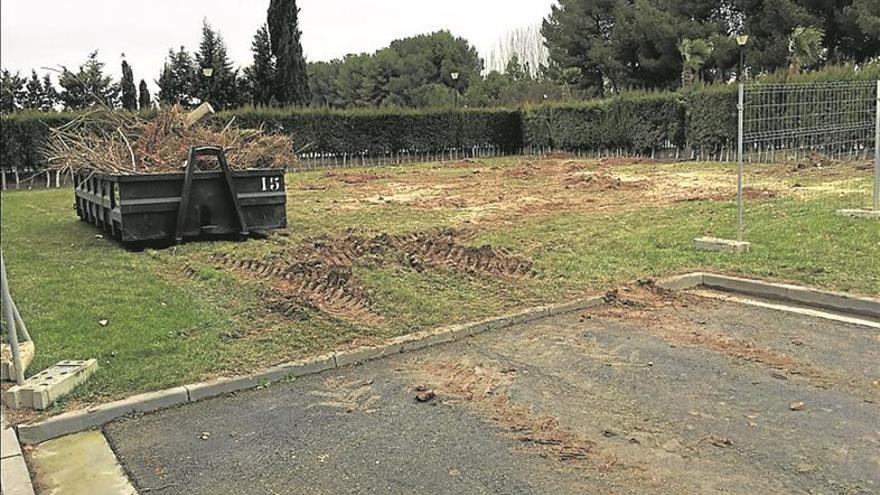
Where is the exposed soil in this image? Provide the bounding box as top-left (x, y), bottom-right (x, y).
top-left (210, 229), bottom-right (533, 324)
top-left (674, 186), bottom-right (779, 203)
top-left (211, 254), bottom-right (382, 325)
top-left (563, 172), bottom-right (645, 191)
top-left (592, 282), bottom-right (859, 394)
top-left (323, 171), bottom-right (387, 184)
top-left (411, 360), bottom-right (599, 466)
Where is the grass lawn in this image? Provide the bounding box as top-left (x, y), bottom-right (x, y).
top-left (1, 155), bottom-right (877, 416)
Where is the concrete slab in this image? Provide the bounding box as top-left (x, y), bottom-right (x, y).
top-left (693, 236), bottom-right (751, 253)
top-left (835, 209), bottom-right (880, 219)
top-left (5, 360), bottom-right (97, 410)
top-left (30, 430), bottom-right (136, 495)
top-left (1, 454), bottom-right (34, 495)
top-left (1, 427), bottom-right (22, 459)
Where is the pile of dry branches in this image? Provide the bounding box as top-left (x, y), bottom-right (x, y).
top-left (45, 105), bottom-right (295, 175)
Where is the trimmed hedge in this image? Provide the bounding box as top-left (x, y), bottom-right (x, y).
top-left (218, 107), bottom-right (524, 155)
top-left (1, 112), bottom-right (77, 172)
top-left (684, 84), bottom-right (737, 153)
top-left (523, 92), bottom-right (685, 153)
top-left (4, 64), bottom-right (874, 171)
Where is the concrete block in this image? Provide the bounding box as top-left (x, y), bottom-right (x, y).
top-left (693, 236), bottom-right (751, 253)
top-left (1, 341), bottom-right (35, 382)
top-left (1, 428), bottom-right (22, 460)
top-left (335, 343), bottom-right (403, 367)
top-left (657, 273), bottom-right (705, 291)
top-left (185, 375), bottom-right (262, 403)
top-left (5, 359), bottom-right (97, 410)
top-left (1, 453), bottom-right (35, 495)
top-left (835, 209), bottom-right (880, 219)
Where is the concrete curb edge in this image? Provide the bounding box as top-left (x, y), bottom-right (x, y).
top-left (16, 271), bottom-right (876, 445)
top-left (1, 415), bottom-right (35, 495)
top-left (16, 293), bottom-right (606, 445)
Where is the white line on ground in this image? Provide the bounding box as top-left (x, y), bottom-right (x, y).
top-left (691, 289), bottom-right (880, 329)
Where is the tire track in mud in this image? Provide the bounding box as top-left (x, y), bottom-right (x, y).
top-left (207, 229), bottom-right (534, 324)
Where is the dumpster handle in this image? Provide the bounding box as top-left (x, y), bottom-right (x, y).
top-left (175, 146), bottom-right (250, 243)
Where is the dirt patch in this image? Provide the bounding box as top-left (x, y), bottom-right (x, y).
top-left (324, 171), bottom-right (387, 184)
top-left (410, 360), bottom-right (598, 465)
top-left (563, 172), bottom-right (644, 191)
top-left (308, 377), bottom-right (381, 414)
top-left (593, 282), bottom-right (841, 390)
top-left (598, 156), bottom-right (658, 167)
top-left (211, 230), bottom-right (533, 324)
top-left (391, 230), bottom-right (534, 278)
top-left (211, 254), bottom-right (382, 325)
top-left (674, 186), bottom-right (779, 203)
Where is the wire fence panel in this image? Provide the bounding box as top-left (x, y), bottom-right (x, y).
top-left (742, 81), bottom-right (877, 163)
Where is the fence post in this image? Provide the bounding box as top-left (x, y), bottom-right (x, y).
top-left (874, 80), bottom-right (879, 211)
top-left (1, 252), bottom-right (26, 385)
top-left (737, 82), bottom-right (745, 241)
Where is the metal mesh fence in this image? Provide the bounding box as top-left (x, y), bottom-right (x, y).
top-left (742, 81), bottom-right (877, 163)
top-left (733, 80), bottom-right (879, 240)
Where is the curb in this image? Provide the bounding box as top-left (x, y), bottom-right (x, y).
top-left (1, 414), bottom-right (36, 495)
top-left (16, 271), bottom-right (876, 445)
top-left (16, 294), bottom-right (606, 445)
top-left (699, 273), bottom-right (880, 319)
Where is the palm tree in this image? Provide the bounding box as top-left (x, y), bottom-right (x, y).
top-left (788, 26), bottom-right (825, 75)
top-left (678, 38), bottom-right (713, 88)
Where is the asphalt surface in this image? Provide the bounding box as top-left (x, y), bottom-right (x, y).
top-left (105, 293), bottom-right (880, 494)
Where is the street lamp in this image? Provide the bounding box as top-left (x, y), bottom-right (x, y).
top-left (202, 67), bottom-right (214, 78)
top-left (736, 34), bottom-right (749, 82)
top-left (450, 71), bottom-right (460, 108)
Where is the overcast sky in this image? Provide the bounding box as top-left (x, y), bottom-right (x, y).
top-left (1, 0), bottom-right (556, 92)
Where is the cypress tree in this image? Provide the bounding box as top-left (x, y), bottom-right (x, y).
top-left (138, 79), bottom-right (152, 110)
top-left (267, 0), bottom-right (310, 106)
top-left (120, 59), bottom-right (137, 111)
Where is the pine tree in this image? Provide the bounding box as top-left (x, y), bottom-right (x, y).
top-left (194, 20), bottom-right (239, 109)
top-left (244, 24), bottom-right (276, 106)
top-left (0, 69), bottom-right (26, 112)
top-left (22, 70), bottom-right (46, 110)
top-left (267, 0), bottom-right (310, 106)
top-left (120, 59), bottom-right (138, 111)
top-left (158, 46), bottom-right (196, 106)
top-left (58, 51), bottom-right (119, 109)
top-left (41, 74), bottom-right (59, 111)
top-left (138, 80), bottom-right (152, 110)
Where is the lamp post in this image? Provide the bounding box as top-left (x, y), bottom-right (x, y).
top-left (736, 34), bottom-right (749, 82)
top-left (450, 71), bottom-right (460, 109)
top-left (202, 67), bottom-right (214, 106)
top-left (735, 34), bottom-right (748, 241)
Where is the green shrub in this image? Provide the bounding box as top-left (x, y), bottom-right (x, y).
top-left (523, 91), bottom-right (684, 153)
top-left (215, 107), bottom-right (524, 155)
top-left (1, 111), bottom-right (76, 171)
